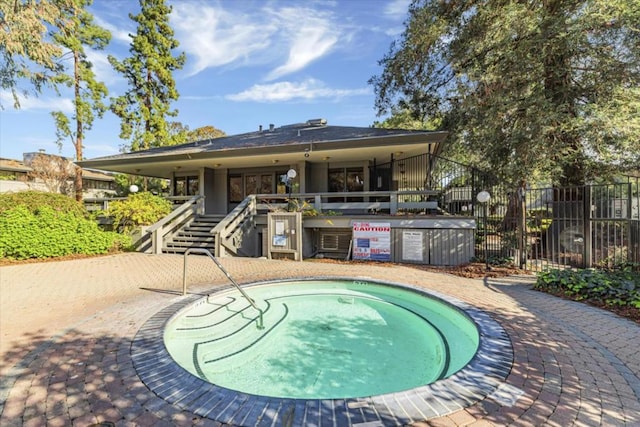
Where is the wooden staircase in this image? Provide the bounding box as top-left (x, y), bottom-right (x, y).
top-left (162, 214), bottom-right (225, 254)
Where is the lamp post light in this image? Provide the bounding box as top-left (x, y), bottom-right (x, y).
top-left (286, 169), bottom-right (297, 211)
top-left (129, 184), bottom-right (139, 194)
top-left (476, 190), bottom-right (491, 270)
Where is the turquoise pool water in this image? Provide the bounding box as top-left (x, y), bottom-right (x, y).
top-left (164, 280), bottom-right (479, 399)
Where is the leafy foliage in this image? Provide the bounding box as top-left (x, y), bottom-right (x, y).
top-left (0, 191), bottom-right (86, 216)
top-left (0, 191), bottom-right (126, 260)
top-left (371, 0), bottom-right (640, 187)
top-left (0, 0), bottom-right (66, 108)
top-left (535, 267), bottom-right (640, 308)
top-left (107, 192), bottom-right (172, 233)
top-left (108, 0), bottom-right (186, 151)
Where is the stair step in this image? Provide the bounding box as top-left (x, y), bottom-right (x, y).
top-left (170, 239), bottom-right (215, 246)
top-left (166, 241), bottom-right (214, 248)
top-left (178, 230), bottom-right (214, 237)
top-left (161, 213), bottom-right (225, 255)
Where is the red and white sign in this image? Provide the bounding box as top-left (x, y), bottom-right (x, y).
top-left (352, 222), bottom-right (391, 261)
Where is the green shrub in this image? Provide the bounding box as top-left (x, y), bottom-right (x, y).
top-left (0, 191), bottom-right (87, 217)
top-left (107, 192), bottom-right (172, 233)
top-left (535, 268), bottom-right (640, 308)
top-left (0, 205), bottom-right (127, 260)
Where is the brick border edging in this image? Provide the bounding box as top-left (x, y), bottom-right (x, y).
top-left (131, 277), bottom-right (514, 426)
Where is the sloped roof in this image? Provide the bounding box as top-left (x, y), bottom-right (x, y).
top-left (87, 122), bottom-right (445, 161)
top-left (78, 120), bottom-right (447, 178)
top-left (0, 158), bottom-right (32, 173)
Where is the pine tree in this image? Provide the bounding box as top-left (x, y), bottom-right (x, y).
top-left (0, 0), bottom-right (69, 108)
top-left (108, 0), bottom-right (186, 152)
top-left (371, 0), bottom-right (640, 187)
top-left (50, 0), bottom-right (110, 201)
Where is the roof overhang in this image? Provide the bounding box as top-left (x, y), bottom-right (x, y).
top-left (78, 130), bottom-right (448, 179)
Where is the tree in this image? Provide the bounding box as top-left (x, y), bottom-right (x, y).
top-left (25, 152), bottom-right (72, 194)
top-left (0, 0), bottom-right (69, 108)
top-left (108, 0), bottom-right (186, 152)
top-left (50, 0), bottom-right (111, 201)
top-left (167, 122), bottom-right (226, 144)
top-left (186, 125), bottom-right (226, 142)
top-left (371, 0), bottom-right (640, 188)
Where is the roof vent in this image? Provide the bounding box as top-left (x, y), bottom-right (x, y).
top-left (306, 118), bottom-right (327, 127)
top-left (259, 125), bottom-right (263, 132)
top-left (269, 123), bottom-right (275, 131)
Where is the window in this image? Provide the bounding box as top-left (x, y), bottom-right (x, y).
top-left (229, 175), bottom-right (242, 202)
top-left (84, 179), bottom-right (115, 190)
top-left (329, 167), bottom-right (363, 201)
top-left (245, 175), bottom-right (258, 196)
top-left (260, 174), bottom-right (273, 194)
top-left (174, 175), bottom-right (199, 196)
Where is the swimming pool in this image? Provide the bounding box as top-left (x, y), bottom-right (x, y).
top-left (133, 278), bottom-right (513, 425)
top-left (164, 280), bottom-right (479, 399)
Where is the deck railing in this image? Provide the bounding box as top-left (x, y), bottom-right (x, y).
top-left (212, 196), bottom-right (257, 257)
top-left (144, 195), bottom-right (204, 254)
top-left (255, 190), bottom-right (440, 215)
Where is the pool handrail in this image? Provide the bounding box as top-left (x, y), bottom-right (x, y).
top-left (182, 248), bottom-right (264, 329)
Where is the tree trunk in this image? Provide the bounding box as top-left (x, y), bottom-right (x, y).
top-left (74, 49), bottom-right (83, 201)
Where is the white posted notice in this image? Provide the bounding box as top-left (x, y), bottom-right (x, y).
top-left (402, 231), bottom-right (424, 261)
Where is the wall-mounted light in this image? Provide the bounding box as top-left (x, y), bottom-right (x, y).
top-left (213, 163), bottom-right (221, 168)
top-left (272, 159), bottom-right (279, 164)
top-left (322, 156), bottom-right (330, 161)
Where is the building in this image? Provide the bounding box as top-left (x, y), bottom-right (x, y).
top-left (78, 119), bottom-right (476, 265)
top-left (0, 152), bottom-right (116, 198)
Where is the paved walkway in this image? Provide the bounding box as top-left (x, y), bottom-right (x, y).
top-left (0, 253), bottom-right (638, 426)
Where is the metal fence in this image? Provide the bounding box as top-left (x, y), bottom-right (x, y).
top-left (373, 153), bottom-right (639, 271)
top-left (473, 179), bottom-right (640, 271)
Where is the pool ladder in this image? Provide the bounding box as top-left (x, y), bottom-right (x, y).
top-left (183, 248), bottom-right (264, 329)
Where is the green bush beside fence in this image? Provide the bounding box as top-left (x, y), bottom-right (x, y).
top-left (535, 267), bottom-right (640, 309)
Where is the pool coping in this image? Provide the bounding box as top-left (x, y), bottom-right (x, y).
top-left (131, 277), bottom-right (513, 426)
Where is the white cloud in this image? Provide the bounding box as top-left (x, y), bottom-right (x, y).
top-left (171, 3), bottom-right (274, 76)
top-left (384, 0), bottom-right (411, 19)
top-left (264, 7), bottom-right (339, 81)
top-left (85, 49), bottom-right (120, 86)
top-left (0, 91), bottom-right (74, 113)
top-left (168, 2), bottom-right (344, 80)
top-left (92, 15), bottom-right (132, 45)
top-left (84, 143), bottom-right (120, 156)
top-left (226, 78), bottom-right (370, 102)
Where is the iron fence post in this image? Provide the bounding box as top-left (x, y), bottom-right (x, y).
top-left (583, 185), bottom-right (592, 268)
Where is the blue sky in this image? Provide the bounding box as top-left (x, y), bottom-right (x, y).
top-left (0, 0), bottom-right (411, 161)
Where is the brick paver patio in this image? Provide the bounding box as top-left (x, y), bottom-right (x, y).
top-left (1, 253), bottom-right (638, 426)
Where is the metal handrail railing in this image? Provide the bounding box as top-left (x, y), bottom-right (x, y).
top-left (183, 248), bottom-right (264, 329)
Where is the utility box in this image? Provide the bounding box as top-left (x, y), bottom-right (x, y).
top-left (267, 212), bottom-right (303, 261)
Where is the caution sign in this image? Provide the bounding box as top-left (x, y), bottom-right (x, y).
top-left (352, 222), bottom-right (391, 261)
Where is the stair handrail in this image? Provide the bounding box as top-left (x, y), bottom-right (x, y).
top-left (211, 195), bottom-right (257, 257)
top-left (183, 247), bottom-right (264, 329)
top-left (146, 195), bottom-right (204, 254)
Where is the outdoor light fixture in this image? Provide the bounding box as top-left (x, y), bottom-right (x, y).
top-left (476, 191), bottom-right (491, 270)
top-left (477, 191), bottom-right (491, 204)
top-left (285, 169), bottom-right (297, 211)
top-left (129, 184), bottom-right (139, 193)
